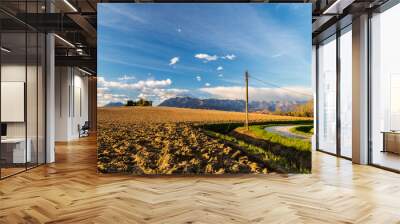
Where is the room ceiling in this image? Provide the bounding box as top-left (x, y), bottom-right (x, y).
top-left (0, 0), bottom-right (390, 75)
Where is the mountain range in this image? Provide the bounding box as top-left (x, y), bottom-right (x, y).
top-left (104, 102), bottom-right (125, 107)
top-left (158, 97), bottom-right (306, 113)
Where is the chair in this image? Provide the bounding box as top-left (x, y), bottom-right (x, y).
top-left (79, 121), bottom-right (90, 138)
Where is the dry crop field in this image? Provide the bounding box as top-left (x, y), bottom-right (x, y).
top-left (97, 106), bottom-right (311, 174)
top-left (98, 106), bottom-right (310, 124)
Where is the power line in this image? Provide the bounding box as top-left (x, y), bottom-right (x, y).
top-left (248, 75), bottom-right (313, 98)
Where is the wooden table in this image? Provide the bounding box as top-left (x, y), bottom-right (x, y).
top-left (1, 138), bottom-right (31, 164)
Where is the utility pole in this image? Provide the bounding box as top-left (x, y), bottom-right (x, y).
top-left (245, 70), bottom-right (249, 131)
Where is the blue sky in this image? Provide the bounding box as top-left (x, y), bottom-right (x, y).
top-left (98, 3), bottom-right (312, 106)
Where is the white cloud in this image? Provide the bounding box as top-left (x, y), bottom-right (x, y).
top-left (98, 77), bottom-right (172, 90)
top-left (218, 74), bottom-right (223, 77)
top-left (177, 28), bottom-right (182, 33)
top-left (194, 53), bottom-right (218, 62)
top-left (205, 83), bottom-right (211, 87)
top-left (97, 88), bottom-right (129, 107)
top-left (169, 57), bottom-right (179, 66)
top-left (97, 76), bottom-right (188, 106)
top-left (199, 86), bottom-right (312, 102)
top-left (97, 87), bottom-right (109, 91)
top-left (217, 66), bottom-right (223, 71)
top-left (194, 53), bottom-right (235, 62)
top-left (117, 75), bottom-right (136, 81)
top-left (271, 53), bottom-right (283, 58)
top-left (196, 75), bottom-right (202, 82)
top-left (138, 88), bottom-right (188, 103)
top-left (222, 54), bottom-right (236, 60)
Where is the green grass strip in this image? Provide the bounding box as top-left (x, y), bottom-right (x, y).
top-left (203, 130), bottom-right (310, 173)
top-left (238, 125), bottom-right (311, 152)
top-left (289, 125), bottom-right (314, 137)
top-left (198, 120), bottom-right (313, 134)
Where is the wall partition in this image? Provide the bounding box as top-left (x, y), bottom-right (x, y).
top-left (1, 30), bottom-right (28, 177)
top-left (370, 2), bottom-right (400, 171)
top-left (0, 3), bottom-right (46, 179)
top-left (316, 24), bottom-right (353, 159)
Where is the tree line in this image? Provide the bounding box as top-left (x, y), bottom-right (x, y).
top-left (126, 98), bottom-right (152, 107)
top-left (273, 100), bottom-right (313, 117)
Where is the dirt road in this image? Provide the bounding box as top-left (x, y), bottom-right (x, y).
top-left (264, 125), bottom-right (311, 139)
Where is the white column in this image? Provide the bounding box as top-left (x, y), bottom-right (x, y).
top-left (46, 33), bottom-right (55, 163)
top-left (352, 14), bottom-right (369, 164)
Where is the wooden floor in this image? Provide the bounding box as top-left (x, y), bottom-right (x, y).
top-left (1, 136), bottom-right (400, 223)
top-left (0, 167), bottom-right (26, 178)
top-left (372, 151), bottom-right (400, 171)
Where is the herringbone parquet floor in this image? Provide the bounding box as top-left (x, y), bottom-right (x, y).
top-left (1, 136), bottom-right (400, 224)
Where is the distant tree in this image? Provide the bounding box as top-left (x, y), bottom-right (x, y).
top-left (143, 100), bottom-right (152, 106)
top-left (274, 106), bottom-right (282, 115)
top-left (126, 98), bottom-right (152, 107)
top-left (137, 98), bottom-right (145, 106)
top-left (126, 100), bottom-right (135, 106)
top-left (293, 100), bottom-right (313, 117)
top-left (272, 100), bottom-right (314, 117)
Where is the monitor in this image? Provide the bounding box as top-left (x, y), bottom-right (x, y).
top-left (1, 123), bottom-right (7, 137)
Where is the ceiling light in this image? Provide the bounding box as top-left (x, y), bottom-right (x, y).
top-left (323, 0), bottom-right (341, 14)
top-left (1, 47), bottom-right (11, 53)
top-left (323, 0), bottom-right (354, 15)
top-left (54, 34), bottom-right (75, 48)
top-left (78, 67), bottom-right (92, 76)
top-left (76, 48), bottom-right (85, 55)
top-left (63, 0), bottom-right (78, 12)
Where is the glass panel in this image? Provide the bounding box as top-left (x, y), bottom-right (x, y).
top-left (340, 28), bottom-right (352, 158)
top-left (317, 36), bottom-right (337, 154)
top-left (26, 0), bottom-right (39, 168)
top-left (27, 31), bottom-right (38, 169)
top-left (371, 4), bottom-right (400, 171)
top-left (1, 31), bottom-right (27, 177)
top-left (0, 1), bottom-right (46, 178)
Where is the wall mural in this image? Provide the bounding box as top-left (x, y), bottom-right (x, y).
top-left (97, 3), bottom-right (313, 174)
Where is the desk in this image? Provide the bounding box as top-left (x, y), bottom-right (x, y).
top-left (382, 131), bottom-right (400, 154)
top-left (1, 138), bottom-right (31, 163)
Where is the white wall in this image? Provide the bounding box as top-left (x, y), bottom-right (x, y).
top-left (1, 62), bottom-right (46, 164)
top-left (55, 67), bottom-right (89, 141)
top-left (1, 64), bottom-right (26, 138)
top-left (55, 66), bottom-right (70, 141)
top-left (1, 65), bottom-right (41, 138)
